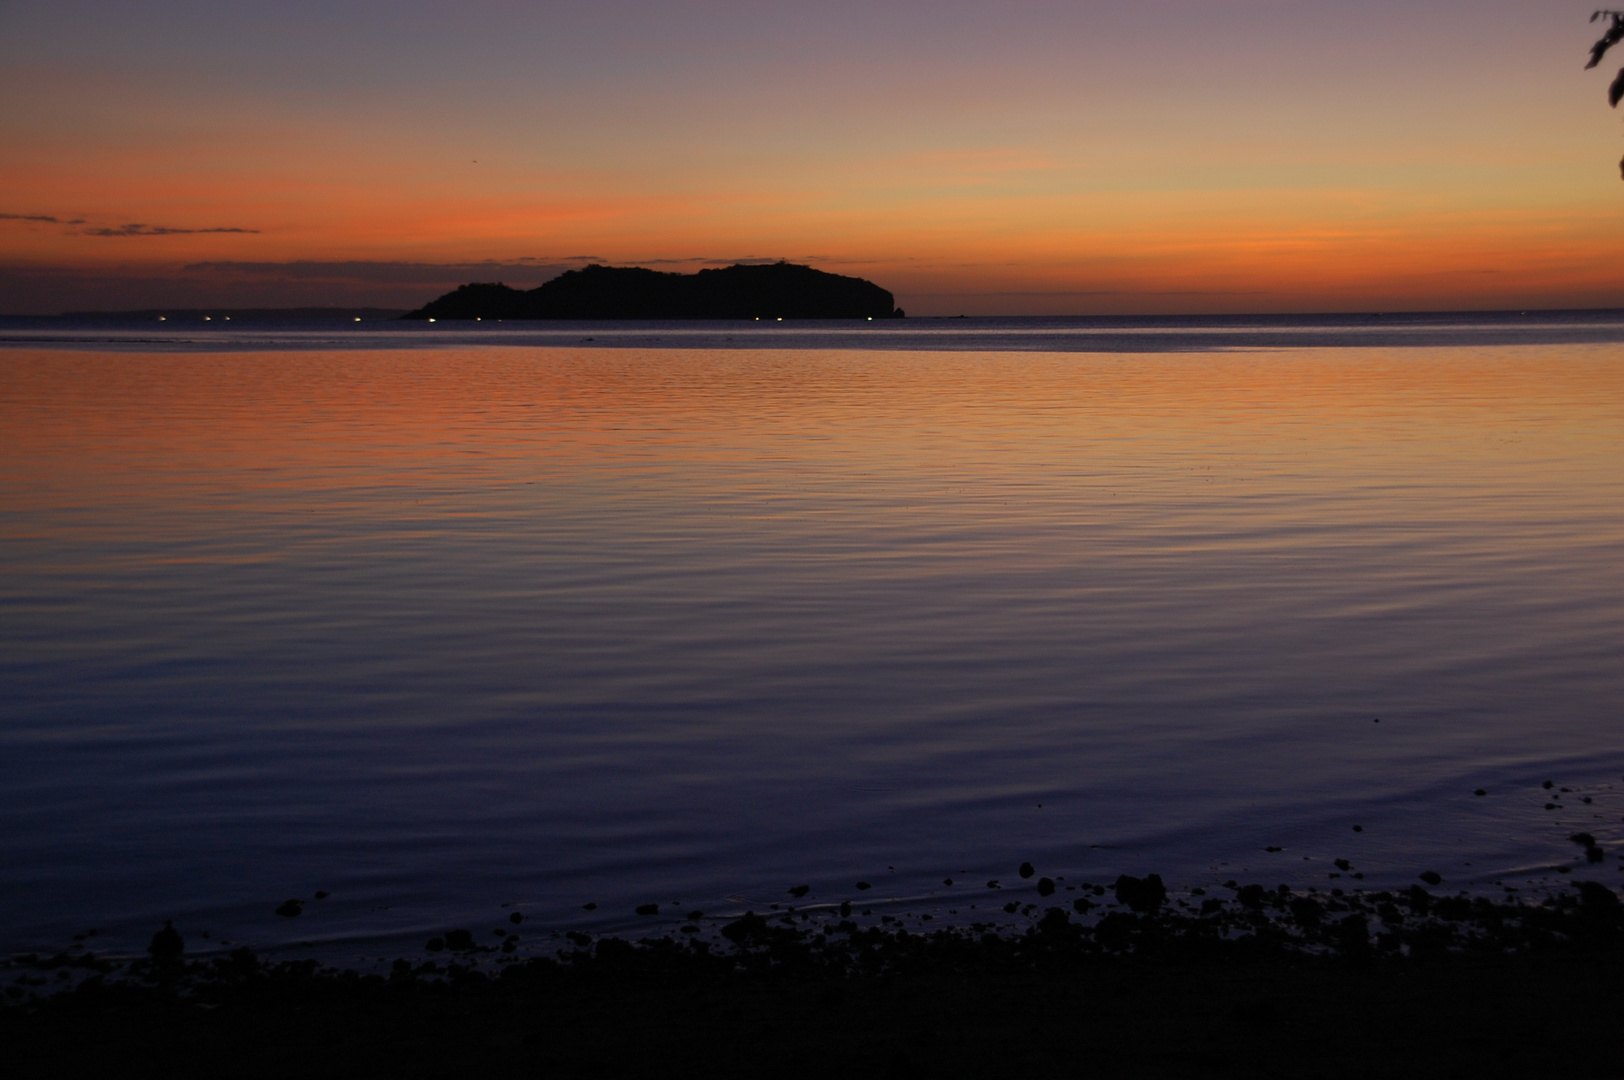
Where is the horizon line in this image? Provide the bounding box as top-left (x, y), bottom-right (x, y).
top-left (9, 303), bottom-right (1624, 322)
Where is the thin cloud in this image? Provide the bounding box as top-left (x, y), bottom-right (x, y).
top-left (183, 260), bottom-right (571, 284)
top-left (87, 224), bottom-right (259, 237)
top-left (605, 256), bottom-right (819, 267)
top-left (911, 290), bottom-right (1124, 298)
top-left (1, 213), bottom-right (87, 224)
top-left (911, 289), bottom-right (1268, 298)
top-left (176, 256), bottom-right (840, 286)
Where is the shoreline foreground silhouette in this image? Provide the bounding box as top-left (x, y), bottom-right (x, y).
top-left (403, 262), bottom-right (905, 321)
top-left (8, 871), bottom-right (1620, 1077)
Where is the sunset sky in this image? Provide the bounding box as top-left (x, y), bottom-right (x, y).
top-left (4, 1), bottom-right (1624, 315)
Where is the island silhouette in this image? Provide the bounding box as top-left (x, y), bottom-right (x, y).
top-left (402, 262), bottom-right (904, 320)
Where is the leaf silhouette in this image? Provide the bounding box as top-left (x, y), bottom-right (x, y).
top-left (1588, 10), bottom-right (1624, 69)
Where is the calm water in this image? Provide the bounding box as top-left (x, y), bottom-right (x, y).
top-left (9, 308), bottom-right (1624, 354)
top-left (2, 319), bottom-right (1622, 962)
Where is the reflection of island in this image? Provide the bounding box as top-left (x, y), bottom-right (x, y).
top-left (402, 262), bottom-right (904, 320)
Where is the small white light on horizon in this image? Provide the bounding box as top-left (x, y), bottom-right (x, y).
top-left (157, 315), bottom-right (165, 321)
top-left (203, 315), bottom-right (211, 321)
top-left (428, 317), bottom-right (436, 323)
top-left (354, 317), bottom-right (361, 322)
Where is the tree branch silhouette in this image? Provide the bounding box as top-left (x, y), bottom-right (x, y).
top-left (1587, 10), bottom-right (1624, 176)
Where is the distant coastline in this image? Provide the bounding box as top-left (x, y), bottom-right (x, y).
top-left (403, 262), bottom-right (905, 321)
top-left (18, 305), bottom-right (1624, 325)
top-left (7, 308), bottom-right (1624, 357)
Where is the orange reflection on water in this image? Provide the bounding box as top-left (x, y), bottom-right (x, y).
top-left (3, 345), bottom-right (1621, 555)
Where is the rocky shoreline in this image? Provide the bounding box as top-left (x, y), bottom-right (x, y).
top-left (7, 873), bottom-right (1622, 1077)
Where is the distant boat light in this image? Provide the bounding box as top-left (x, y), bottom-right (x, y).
top-left (428, 317), bottom-right (436, 323)
top-left (203, 316), bottom-right (211, 321)
top-left (157, 315), bottom-right (165, 321)
top-left (353, 317), bottom-right (361, 322)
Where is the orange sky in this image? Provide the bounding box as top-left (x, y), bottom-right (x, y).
top-left (4, 2), bottom-right (1624, 314)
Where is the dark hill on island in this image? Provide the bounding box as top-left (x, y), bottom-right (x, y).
top-left (402, 262), bottom-right (904, 320)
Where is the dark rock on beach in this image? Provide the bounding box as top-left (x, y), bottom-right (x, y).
top-left (273, 900), bottom-right (302, 918)
top-left (146, 921), bottom-right (183, 959)
top-left (1236, 884), bottom-right (1268, 910)
top-left (1113, 874), bottom-right (1167, 913)
top-left (1579, 880), bottom-right (1621, 914)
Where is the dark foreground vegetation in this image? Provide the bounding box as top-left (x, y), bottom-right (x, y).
top-left (7, 876), bottom-right (1623, 1078)
top-left (404, 262), bottom-right (904, 320)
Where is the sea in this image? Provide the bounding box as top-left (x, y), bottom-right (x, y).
top-left (2, 311), bottom-right (1621, 967)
